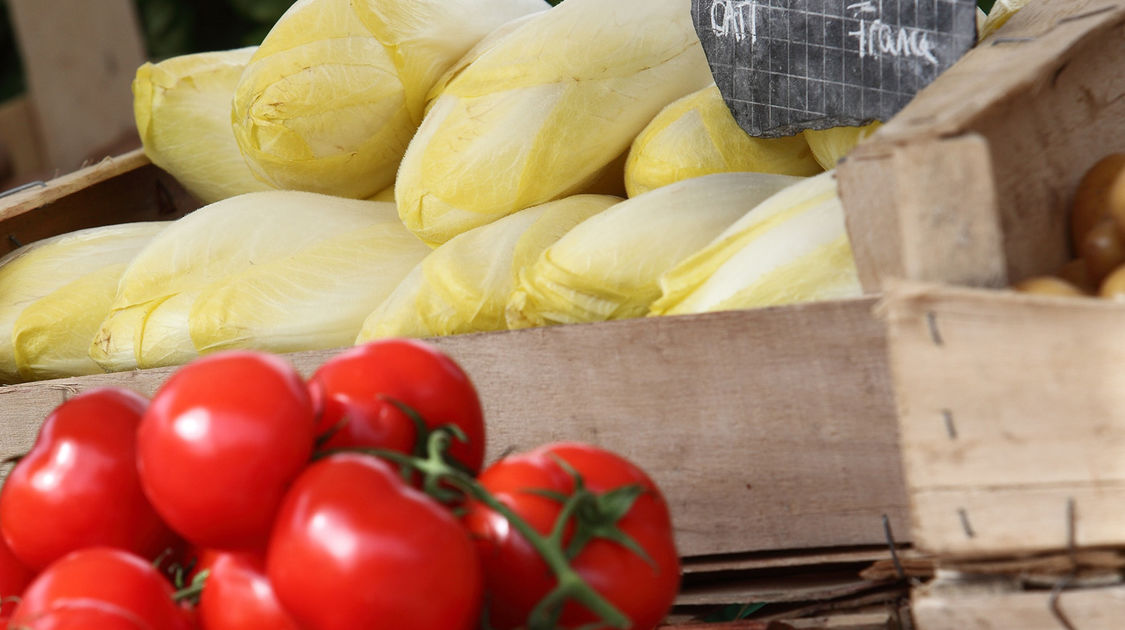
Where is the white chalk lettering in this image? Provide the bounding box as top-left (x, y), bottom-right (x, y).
top-left (847, 18), bottom-right (939, 66)
top-left (710, 0), bottom-right (759, 44)
top-left (846, 1), bottom-right (878, 15)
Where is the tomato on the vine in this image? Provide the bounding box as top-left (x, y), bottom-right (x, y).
top-left (463, 443), bottom-right (681, 630)
top-left (198, 552), bottom-right (299, 630)
top-left (136, 351), bottom-right (316, 551)
top-left (308, 339), bottom-right (485, 474)
top-left (9, 547), bottom-right (193, 630)
top-left (0, 388), bottom-right (177, 571)
top-left (267, 453), bottom-right (483, 630)
top-left (0, 533), bottom-right (33, 618)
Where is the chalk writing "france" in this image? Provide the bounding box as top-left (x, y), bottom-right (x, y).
top-left (846, 1), bottom-right (939, 65)
top-left (709, 0), bottom-right (759, 44)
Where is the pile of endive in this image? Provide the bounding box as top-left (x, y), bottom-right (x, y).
top-left (12, 0), bottom-right (1012, 383)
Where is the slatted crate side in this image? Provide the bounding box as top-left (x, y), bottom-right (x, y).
top-left (839, 0), bottom-right (1125, 291)
top-left (0, 299), bottom-right (909, 561)
top-left (0, 149), bottom-right (200, 257)
top-left (912, 580), bottom-right (1125, 630)
top-left (879, 281), bottom-right (1125, 558)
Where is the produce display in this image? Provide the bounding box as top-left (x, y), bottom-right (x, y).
top-left (0, 223), bottom-right (168, 383)
top-left (1014, 153), bottom-right (1125, 300)
top-left (0, 342), bottom-right (679, 629)
top-left (0, 0), bottom-right (889, 383)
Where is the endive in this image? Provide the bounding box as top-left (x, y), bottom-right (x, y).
top-left (231, 0), bottom-right (547, 200)
top-left (625, 84), bottom-right (822, 197)
top-left (90, 191), bottom-right (429, 372)
top-left (0, 223), bottom-right (167, 383)
top-left (396, 0), bottom-right (714, 245)
top-left (134, 48), bottom-right (272, 204)
top-left (505, 172), bottom-right (803, 328)
top-left (359, 194), bottom-right (619, 341)
top-left (650, 171), bottom-right (862, 316)
top-left (980, 0), bottom-right (1032, 40)
top-left (801, 122), bottom-right (881, 170)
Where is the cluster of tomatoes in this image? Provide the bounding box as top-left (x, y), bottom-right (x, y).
top-left (0, 339), bottom-right (680, 630)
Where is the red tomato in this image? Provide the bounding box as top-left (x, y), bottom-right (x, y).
top-left (0, 533), bottom-right (33, 617)
top-left (9, 547), bottom-right (193, 630)
top-left (308, 340), bottom-right (485, 473)
top-left (137, 351), bottom-right (316, 551)
top-left (0, 388), bottom-right (177, 571)
top-left (463, 443), bottom-right (681, 630)
top-left (267, 453), bottom-right (482, 630)
top-left (198, 552), bottom-right (299, 630)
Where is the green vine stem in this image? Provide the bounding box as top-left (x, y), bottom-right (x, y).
top-left (317, 429), bottom-right (634, 630)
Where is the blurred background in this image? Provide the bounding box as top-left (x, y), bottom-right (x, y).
top-left (0, 0), bottom-right (296, 190)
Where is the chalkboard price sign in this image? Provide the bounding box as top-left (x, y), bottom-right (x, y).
top-left (692, 0), bottom-right (978, 137)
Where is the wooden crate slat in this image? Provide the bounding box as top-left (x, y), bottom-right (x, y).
top-left (881, 282), bottom-right (1125, 556)
top-left (0, 298), bottom-right (908, 559)
top-left (0, 150), bottom-right (200, 256)
top-left (840, 0), bottom-right (1125, 290)
top-left (912, 583), bottom-right (1125, 630)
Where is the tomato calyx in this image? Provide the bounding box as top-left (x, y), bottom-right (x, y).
top-left (171, 570), bottom-right (209, 605)
top-left (317, 425), bottom-right (646, 630)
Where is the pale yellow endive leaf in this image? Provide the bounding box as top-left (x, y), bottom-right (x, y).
top-left (650, 171), bottom-right (861, 316)
top-left (504, 172), bottom-right (803, 328)
top-left (396, 0), bottom-right (714, 246)
top-left (359, 194), bottom-right (619, 341)
top-left (0, 223), bottom-right (168, 383)
top-left (625, 84), bottom-right (822, 197)
top-left (91, 191), bottom-right (429, 371)
top-left (134, 47), bottom-right (272, 204)
top-left (232, 0), bottom-right (547, 200)
top-left (801, 122), bottom-right (882, 170)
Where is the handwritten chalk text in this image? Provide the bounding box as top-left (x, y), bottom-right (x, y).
top-left (847, 19), bottom-right (939, 65)
top-left (710, 0), bottom-right (759, 44)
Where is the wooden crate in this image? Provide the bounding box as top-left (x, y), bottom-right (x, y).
top-left (0, 155), bottom-right (912, 628)
top-left (839, 0), bottom-right (1125, 291)
top-left (878, 282), bottom-right (1125, 630)
top-left (834, 2), bottom-right (1125, 626)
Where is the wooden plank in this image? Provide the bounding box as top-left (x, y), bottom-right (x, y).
top-left (880, 282), bottom-right (1125, 556)
top-left (913, 583), bottom-right (1125, 630)
top-left (0, 97), bottom-right (46, 181)
top-left (0, 298), bottom-right (909, 558)
top-left (840, 0), bottom-right (1125, 290)
top-left (7, 0), bottom-right (146, 172)
top-left (0, 150), bottom-right (200, 256)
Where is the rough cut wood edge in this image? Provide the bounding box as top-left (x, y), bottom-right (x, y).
top-left (839, 0), bottom-right (1125, 290)
top-left (0, 149), bottom-right (149, 218)
top-left (0, 298), bottom-right (909, 558)
top-left (912, 582), bottom-right (1125, 630)
top-left (878, 281), bottom-right (1125, 557)
top-left (0, 150), bottom-right (199, 257)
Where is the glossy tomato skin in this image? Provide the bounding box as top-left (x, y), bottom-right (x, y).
top-left (0, 388), bottom-right (177, 571)
top-left (0, 533), bottom-right (34, 617)
top-left (9, 547), bottom-right (193, 630)
top-left (137, 351), bottom-right (315, 551)
top-left (308, 339), bottom-right (485, 473)
top-left (463, 443), bottom-right (681, 630)
top-left (198, 552), bottom-right (299, 630)
top-left (267, 453), bottom-right (483, 630)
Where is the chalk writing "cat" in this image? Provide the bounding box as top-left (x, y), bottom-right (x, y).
top-left (709, 0), bottom-right (759, 44)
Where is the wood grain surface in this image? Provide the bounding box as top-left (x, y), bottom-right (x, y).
top-left (881, 282), bottom-right (1125, 556)
top-left (0, 299), bottom-right (909, 559)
